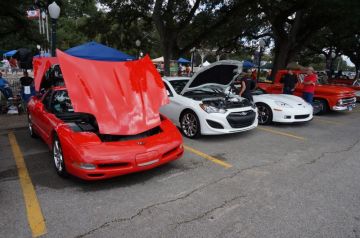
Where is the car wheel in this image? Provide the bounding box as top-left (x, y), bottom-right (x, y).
top-left (256, 103), bottom-right (273, 125)
top-left (52, 135), bottom-right (68, 178)
top-left (28, 114), bottom-right (37, 138)
top-left (314, 99), bottom-right (328, 115)
top-left (180, 110), bottom-right (201, 139)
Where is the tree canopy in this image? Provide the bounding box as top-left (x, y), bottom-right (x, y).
top-left (1, 0), bottom-right (360, 77)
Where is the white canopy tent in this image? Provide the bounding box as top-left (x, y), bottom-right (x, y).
top-left (202, 61), bottom-right (211, 67)
top-left (152, 56), bottom-right (164, 63)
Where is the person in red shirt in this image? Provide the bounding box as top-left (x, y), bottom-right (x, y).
top-left (302, 66), bottom-right (317, 104)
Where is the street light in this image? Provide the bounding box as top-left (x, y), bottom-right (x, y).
top-left (135, 39), bottom-right (141, 59)
top-left (48, 1), bottom-right (60, 57)
top-left (190, 47), bottom-right (196, 73)
top-left (257, 39), bottom-right (266, 82)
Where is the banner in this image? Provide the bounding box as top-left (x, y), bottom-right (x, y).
top-left (27, 9), bottom-right (40, 19)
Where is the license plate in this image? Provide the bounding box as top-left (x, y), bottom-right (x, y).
top-left (348, 106), bottom-right (353, 111)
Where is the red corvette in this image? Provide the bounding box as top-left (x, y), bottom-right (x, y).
top-left (28, 50), bottom-right (183, 180)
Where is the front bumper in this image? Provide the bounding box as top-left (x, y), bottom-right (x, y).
top-left (332, 103), bottom-right (356, 111)
top-left (63, 119), bottom-right (184, 180)
top-left (67, 144), bottom-right (184, 180)
top-left (200, 108), bottom-right (258, 135)
top-left (272, 106), bottom-right (313, 123)
top-left (332, 97), bottom-right (357, 111)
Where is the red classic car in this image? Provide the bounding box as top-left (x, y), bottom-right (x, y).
top-left (327, 78), bottom-right (360, 101)
top-left (28, 50), bottom-right (183, 180)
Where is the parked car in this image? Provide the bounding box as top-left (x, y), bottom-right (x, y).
top-left (251, 89), bottom-right (313, 125)
top-left (327, 78), bottom-right (360, 101)
top-left (160, 60), bottom-right (258, 139)
top-left (258, 70), bottom-right (357, 114)
top-left (28, 51), bottom-right (183, 180)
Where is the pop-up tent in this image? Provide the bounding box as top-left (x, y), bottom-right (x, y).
top-left (202, 61), bottom-right (211, 67)
top-left (4, 50), bottom-right (17, 57)
top-left (178, 57), bottom-right (190, 64)
top-left (152, 56), bottom-right (164, 63)
top-left (65, 41), bottom-right (135, 61)
top-left (243, 60), bottom-right (255, 68)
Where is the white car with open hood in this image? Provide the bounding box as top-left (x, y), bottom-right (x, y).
top-left (160, 60), bottom-right (258, 138)
top-left (250, 89), bottom-right (313, 125)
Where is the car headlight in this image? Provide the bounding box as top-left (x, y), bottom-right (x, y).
top-left (199, 103), bottom-right (227, 113)
top-left (275, 101), bottom-right (293, 108)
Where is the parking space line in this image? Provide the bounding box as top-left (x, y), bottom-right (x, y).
top-left (184, 145), bottom-right (232, 168)
top-left (257, 126), bottom-right (306, 141)
top-left (8, 132), bottom-right (47, 238)
top-left (313, 118), bottom-right (343, 125)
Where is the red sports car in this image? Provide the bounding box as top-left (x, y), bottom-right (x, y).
top-left (28, 50), bottom-right (183, 180)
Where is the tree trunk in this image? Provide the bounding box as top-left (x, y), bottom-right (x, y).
top-left (271, 39), bottom-right (291, 81)
top-left (163, 46), bottom-right (173, 77)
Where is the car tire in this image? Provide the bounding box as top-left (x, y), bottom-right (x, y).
top-left (256, 103), bottom-right (273, 125)
top-left (314, 99), bottom-right (328, 115)
top-left (27, 114), bottom-right (37, 138)
top-left (180, 110), bottom-right (201, 139)
top-left (52, 134), bottom-right (68, 178)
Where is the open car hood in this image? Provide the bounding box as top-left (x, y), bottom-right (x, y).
top-left (180, 60), bottom-right (242, 95)
top-left (33, 57), bottom-right (59, 91)
top-left (56, 50), bottom-right (168, 135)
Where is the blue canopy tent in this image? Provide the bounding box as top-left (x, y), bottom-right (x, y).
top-left (33, 53), bottom-right (51, 58)
top-left (4, 50), bottom-right (17, 57)
top-left (243, 60), bottom-right (255, 68)
top-left (65, 41), bottom-right (135, 61)
top-left (177, 57), bottom-right (191, 64)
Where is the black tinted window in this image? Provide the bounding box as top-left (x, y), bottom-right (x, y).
top-left (169, 80), bottom-right (189, 94)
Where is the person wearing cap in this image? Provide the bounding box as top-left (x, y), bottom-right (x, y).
top-left (280, 68), bottom-right (297, 94)
top-left (302, 66), bottom-right (317, 104)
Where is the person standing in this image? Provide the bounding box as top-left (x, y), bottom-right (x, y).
top-left (302, 67), bottom-right (317, 104)
top-left (281, 69), bottom-right (297, 94)
top-left (238, 72), bottom-right (254, 102)
top-left (19, 71), bottom-right (35, 103)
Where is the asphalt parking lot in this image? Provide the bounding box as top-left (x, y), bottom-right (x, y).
top-left (1, 107), bottom-right (360, 238)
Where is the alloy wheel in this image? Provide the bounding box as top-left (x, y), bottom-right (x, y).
top-left (257, 105), bottom-right (270, 124)
top-left (181, 112), bottom-right (198, 137)
top-left (53, 139), bottom-right (63, 172)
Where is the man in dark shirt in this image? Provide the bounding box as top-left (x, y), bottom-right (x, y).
top-left (20, 71), bottom-right (34, 86)
top-left (238, 72), bottom-right (254, 102)
top-left (19, 71), bottom-right (35, 103)
top-left (280, 69), bottom-right (297, 94)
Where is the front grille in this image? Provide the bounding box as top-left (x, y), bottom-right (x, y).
top-left (226, 110), bottom-right (256, 128)
top-left (97, 162), bottom-right (130, 169)
top-left (295, 114), bottom-right (310, 119)
top-left (341, 97), bottom-right (356, 105)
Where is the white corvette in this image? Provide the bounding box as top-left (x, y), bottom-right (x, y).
top-left (251, 89), bottom-right (313, 125)
top-left (160, 61), bottom-right (258, 138)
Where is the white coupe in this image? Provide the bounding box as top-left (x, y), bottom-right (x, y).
top-left (251, 89), bottom-right (314, 125)
top-left (160, 61), bottom-right (258, 138)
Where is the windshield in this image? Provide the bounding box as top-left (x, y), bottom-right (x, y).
top-left (169, 79), bottom-right (189, 94)
top-left (52, 90), bottom-right (74, 114)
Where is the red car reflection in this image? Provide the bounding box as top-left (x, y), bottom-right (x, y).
top-left (28, 51), bottom-right (183, 180)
